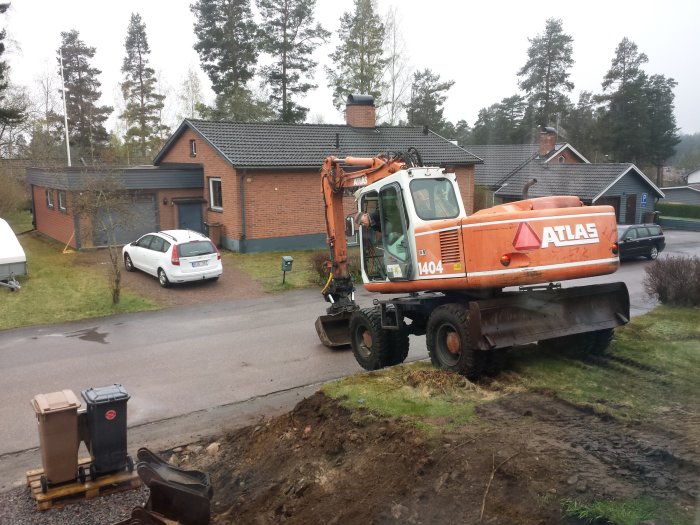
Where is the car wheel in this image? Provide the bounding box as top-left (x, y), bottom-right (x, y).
top-left (349, 307), bottom-right (392, 370)
top-left (124, 253), bottom-right (135, 272)
top-left (158, 268), bottom-right (171, 288)
top-left (647, 245), bottom-right (659, 260)
top-left (426, 303), bottom-right (484, 380)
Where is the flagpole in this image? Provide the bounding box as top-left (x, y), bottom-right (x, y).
top-left (59, 48), bottom-right (71, 167)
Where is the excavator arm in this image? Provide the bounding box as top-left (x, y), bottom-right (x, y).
top-left (316, 150), bottom-right (422, 345)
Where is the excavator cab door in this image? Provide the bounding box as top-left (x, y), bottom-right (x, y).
top-left (379, 183), bottom-right (412, 281)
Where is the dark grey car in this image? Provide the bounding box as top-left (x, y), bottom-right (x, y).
top-left (617, 224), bottom-right (666, 261)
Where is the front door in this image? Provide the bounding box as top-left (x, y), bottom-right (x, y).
top-left (177, 203), bottom-right (203, 233)
top-left (625, 194), bottom-right (637, 224)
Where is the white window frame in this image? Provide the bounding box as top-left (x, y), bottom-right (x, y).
top-left (58, 190), bottom-right (67, 212)
top-left (46, 189), bottom-right (54, 209)
top-left (190, 139), bottom-right (197, 157)
top-left (209, 177), bottom-right (223, 210)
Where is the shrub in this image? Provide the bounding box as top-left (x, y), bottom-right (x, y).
top-left (656, 202), bottom-right (700, 220)
top-left (644, 255), bottom-right (700, 307)
top-left (0, 169), bottom-right (27, 217)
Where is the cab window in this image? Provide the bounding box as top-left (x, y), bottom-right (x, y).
top-left (409, 178), bottom-right (460, 220)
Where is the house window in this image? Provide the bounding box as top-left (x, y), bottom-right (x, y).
top-left (209, 178), bottom-right (222, 210)
top-left (46, 189), bottom-right (54, 209)
top-left (558, 155), bottom-right (565, 164)
top-left (58, 191), bottom-right (67, 212)
top-left (190, 139), bottom-right (197, 157)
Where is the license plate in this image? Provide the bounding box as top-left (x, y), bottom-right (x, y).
top-left (192, 261), bottom-right (208, 268)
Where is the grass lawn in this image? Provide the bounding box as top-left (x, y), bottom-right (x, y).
top-left (226, 248), bottom-right (326, 292)
top-left (0, 230), bottom-right (158, 331)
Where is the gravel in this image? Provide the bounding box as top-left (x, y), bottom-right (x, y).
top-left (0, 484), bottom-right (149, 525)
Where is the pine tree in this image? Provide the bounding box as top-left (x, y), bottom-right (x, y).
top-left (598, 37), bottom-right (650, 163)
top-left (191, 0), bottom-right (266, 120)
top-left (326, 0), bottom-right (387, 110)
top-left (257, 0), bottom-right (329, 123)
top-left (58, 30), bottom-right (112, 163)
top-left (120, 13), bottom-right (167, 160)
top-left (405, 69), bottom-right (454, 135)
top-left (517, 18), bottom-right (574, 126)
top-left (644, 74), bottom-right (680, 184)
top-left (0, 4), bottom-right (24, 135)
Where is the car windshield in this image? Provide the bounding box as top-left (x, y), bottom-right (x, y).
top-left (616, 226), bottom-right (628, 238)
top-left (178, 240), bottom-right (215, 257)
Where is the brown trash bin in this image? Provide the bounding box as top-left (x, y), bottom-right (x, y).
top-left (206, 222), bottom-right (222, 247)
top-left (31, 390), bottom-right (81, 487)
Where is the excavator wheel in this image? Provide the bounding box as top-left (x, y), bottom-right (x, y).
top-left (386, 327), bottom-right (410, 366)
top-left (349, 308), bottom-right (393, 370)
top-left (483, 348), bottom-right (509, 377)
top-left (426, 304), bottom-right (484, 380)
top-left (539, 328), bottom-right (614, 357)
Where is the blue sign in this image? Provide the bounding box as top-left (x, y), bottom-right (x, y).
top-left (641, 193), bottom-right (648, 208)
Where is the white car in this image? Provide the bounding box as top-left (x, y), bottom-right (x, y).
top-left (122, 230), bottom-right (222, 287)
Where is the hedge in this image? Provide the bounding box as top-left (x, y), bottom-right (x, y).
top-left (656, 202), bottom-right (700, 220)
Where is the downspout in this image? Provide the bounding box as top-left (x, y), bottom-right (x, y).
top-left (239, 169), bottom-right (247, 253)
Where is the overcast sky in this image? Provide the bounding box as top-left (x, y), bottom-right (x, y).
top-left (5, 0), bottom-right (700, 136)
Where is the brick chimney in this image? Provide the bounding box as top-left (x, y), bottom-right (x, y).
top-left (345, 94), bottom-right (376, 128)
top-left (539, 126), bottom-right (557, 157)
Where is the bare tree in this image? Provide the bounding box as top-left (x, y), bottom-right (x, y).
top-left (177, 66), bottom-right (204, 120)
top-left (380, 6), bottom-right (411, 125)
top-left (72, 173), bottom-right (137, 305)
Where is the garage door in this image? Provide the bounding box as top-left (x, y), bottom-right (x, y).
top-left (92, 194), bottom-right (158, 246)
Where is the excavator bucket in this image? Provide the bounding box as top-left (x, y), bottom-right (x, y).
top-left (315, 311), bottom-right (354, 347)
top-left (468, 282), bottom-right (630, 350)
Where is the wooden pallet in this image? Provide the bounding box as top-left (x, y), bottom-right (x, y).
top-left (26, 457), bottom-right (141, 510)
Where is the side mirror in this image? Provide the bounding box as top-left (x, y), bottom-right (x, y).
top-left (131, 241), bottom-right (137, 246)
top-left (345, 215), bottom-right (355, 238)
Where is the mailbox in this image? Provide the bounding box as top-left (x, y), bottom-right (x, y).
top-left (281, 256), bottom-right (294, 272)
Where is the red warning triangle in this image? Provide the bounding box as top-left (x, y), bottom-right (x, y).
top-left (512, 222), bottom-right (541, 251)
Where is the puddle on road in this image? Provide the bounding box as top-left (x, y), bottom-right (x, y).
top-left (64, 327), bottom-right (109, 344)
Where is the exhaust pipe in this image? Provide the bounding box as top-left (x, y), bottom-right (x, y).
top-left (522, 178), bottom-right (537, 199)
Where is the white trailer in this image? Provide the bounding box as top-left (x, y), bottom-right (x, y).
top-left (0, 218), bottom-right (26, 291)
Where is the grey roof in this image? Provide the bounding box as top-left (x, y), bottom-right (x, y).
top-left (466, 144), bottom-right (540, 187)
top-left (154, 120), bottom-right (482, 168)
top-left (27, 165), bottom-right (203, 190)
top-left (494, 163), bottom-right (665, 202)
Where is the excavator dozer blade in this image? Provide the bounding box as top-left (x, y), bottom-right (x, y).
top-left (468, 282), bottom-right (630, 351)
top-left (315, 311), bottom-right (354, 347)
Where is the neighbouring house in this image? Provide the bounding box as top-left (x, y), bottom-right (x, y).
top-left (152, 95), bottom-right (482, 252)
top-left (28, 95), bottom-right (482, 252)
top-left (28, 164), bottom-right (204, 250)
top-left (660, 184), bottom-right (700, 206)
top-left (468, 128), bottom-right (665, 224)
top-left (686, 167), bottom-right (700, 184)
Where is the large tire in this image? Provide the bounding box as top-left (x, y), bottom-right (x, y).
top-left (483, 348), bottom-right (509, 377)
top-left (349, 308), bottom-right (392, 370)
top-left (647, 245), bottom-right (659, 260)
top-left (158, 268), bottom-right (171, 288)
top-left (386, 327), bottom-right (410, 366)
top-left (426, 304), bottom-right (484, 380)
top-left (124, 253), bottom-right (135, 272)
top-left (539, 328), bottom-right (614, 357)
top-left (585, 328), bottom-right (614, 356)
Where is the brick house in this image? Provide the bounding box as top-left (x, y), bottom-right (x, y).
top-left (28, 164), bottom-right (204, 249)
top-left (469, 128), bottom-right (665, 224)
top-left (28, 96), bottom-right (481, 251)
top-left (153, 95), bottom-right (482, 252)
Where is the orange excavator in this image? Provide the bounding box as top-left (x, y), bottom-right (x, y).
top-left (315, 149), bottom-right (629, 378)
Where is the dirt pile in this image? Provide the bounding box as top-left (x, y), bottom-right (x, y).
top-left (172, 388), bottom-right (698, 524)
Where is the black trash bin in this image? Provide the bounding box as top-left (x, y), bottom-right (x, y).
top-left (81, 384), bottom-right (132, 479)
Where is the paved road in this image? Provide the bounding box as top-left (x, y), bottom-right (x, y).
top-left (1, 231), bottom-right (697, 487)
